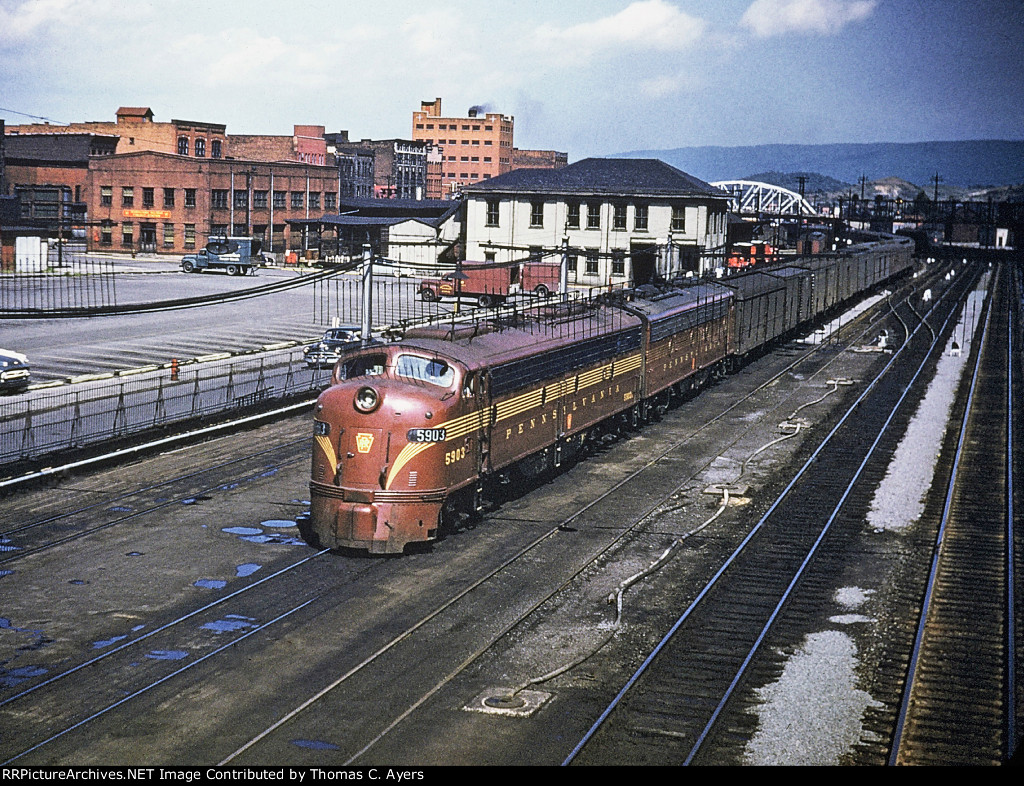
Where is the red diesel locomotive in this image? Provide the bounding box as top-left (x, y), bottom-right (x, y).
top-left (302, 233), bottom-right (913, 554)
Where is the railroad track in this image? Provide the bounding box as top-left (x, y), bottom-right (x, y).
top-left (890, 263), bottom-right (1021, 765)
top-left (563, 260), bottom-right (986, 765)
top-left (0, 265), bottom-right (958, 765)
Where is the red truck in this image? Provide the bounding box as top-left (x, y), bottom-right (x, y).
top-left (418, 261), bottom-right (561, 307)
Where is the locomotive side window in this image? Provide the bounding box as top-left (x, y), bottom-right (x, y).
top-left (337, 354), bottom-right (387, 380)
top-left (395, 354), bottom-right (455, 388)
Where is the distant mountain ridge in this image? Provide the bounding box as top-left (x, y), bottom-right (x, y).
top-left (613, 141), bottom-right (1024, 188)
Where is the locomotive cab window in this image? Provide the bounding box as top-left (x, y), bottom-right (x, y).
top-left (395, 354), bottom-right (455, 388)
top-left (337, 354), bottom-right (387, 380)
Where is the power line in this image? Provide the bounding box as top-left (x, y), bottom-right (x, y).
top-left (0, 107), bottom-right (70, 125)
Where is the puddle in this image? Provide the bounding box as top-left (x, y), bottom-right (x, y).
top-left (194, 579), bottom-right (227, 589)
top-left (202, 614), bottom-right (257, 634)
top-left (0, 571), bottom-right (13, 579)
top-left (260, 520), bottom-right (296, 529)
top-left (92, 635), bottom-right (128, 649)
top-left (236, 564), bottom-right (261, 577)
top-left (0, 665), bottom-right (48, 688)
top-left (147, 650), bottom-right (188, 661)
top-left (240, 534), bottom-right (305, 546)
top-left (69, 580), bottom-right (86, 585)
top-left (223, 527), bottom-right (263, 536)
top-left (108, 506), bottom-right (133, 512)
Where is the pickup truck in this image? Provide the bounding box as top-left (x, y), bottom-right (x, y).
top-left (181, 237), bottom-right (265, 276)
top-left (418, 261), bottom-right (560, 307)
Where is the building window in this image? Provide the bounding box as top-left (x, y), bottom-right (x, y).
top-left (486, 199), bottom-right (500, 226)
top-left (324, 192), bottom-right (336, 210)
top-left (184, 224), bottom-right (196, 249)
top-left (253, 190), bottom-right (268, 209)
top-left (234, 190), bottom-right (248, 209)
top-left (211, 140), bottom-right (222, 159)
top-left (567, 202), bottom-right (580, 229)
top-left (100, 222), bottom-right (112, 246)
top-left (195, 138), bottom-right (206, 157)
top-left (233, 223), bottom-right (247, 236)
top-left (672, 206), bottom-right (686, 231)
top-left (612, 250), bottom-right (626, 276)
top-left (634, 204), bottom-right (649, 231)
top-left (100, 186), bottom-right (112, 207)
top-left (587, 203), bottom-right (600, 230)
top-left (309, 192), bottom-right (321, 210)
top-left (163, 188), bottom-right (175, 208)
top-left (585, 250), bottom-right (599, 274)
top-left (211, 223), bottom-right (228, 237)
top-left (613, 203), bottom-right (627, 230)
top-left (567, 254), bottom-right (577, 272)
top-left (211, 190), bottom-right (228, 209)
top-left (530, 201), bottom-right (544, 228)
top-left (163, 223), bottom-right (175, 246)
top-left (273, 191), bottom-right (286, 209)
top-left (184, 189), bottom-right (196, 208)
top-left (122, 223), bottom-right (134, 247)
top-left (178, 137), bottom-right (189, 156)
top-left (291, 192), bottom-right (304, 209)
top-left (120, 187), bottom-right (134, 207)
top-left (142, 187), bottom-right (154, 208)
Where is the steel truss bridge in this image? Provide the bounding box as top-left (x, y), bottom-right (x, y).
top-left (711, 180), bottom-right (823, 218)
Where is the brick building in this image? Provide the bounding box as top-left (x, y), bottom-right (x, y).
top-left (328, 133), bottom-right (429, 200)
top-left (412, 98), bottom-right (514, 197)
top-left (86, 152), bottom-right (339, 255)
top-left (2, 132), bottom-right (118, 229)
top-left (6, 107), bottom-right (229, 160)
top-left (230, 125), bottom-right (329, 166)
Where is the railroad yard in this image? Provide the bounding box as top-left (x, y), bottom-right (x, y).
top-left (0, 254), bottom-right (1021, 767)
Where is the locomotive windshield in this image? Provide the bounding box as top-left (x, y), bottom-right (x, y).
top-left (395, 354), bottom-right (455, 388)
top-left (337, 354), bottom-right (387, 380)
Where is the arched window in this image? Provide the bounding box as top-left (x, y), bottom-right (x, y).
top-left (178, 136), bottom-right (189, 156)
top-left (195, 138), bottom-right (206, 158)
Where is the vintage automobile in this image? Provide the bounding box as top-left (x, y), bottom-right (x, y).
top-left (303, 326), bottom-right (364, 369)
top-left (0, 349), bottom-right (31, 393)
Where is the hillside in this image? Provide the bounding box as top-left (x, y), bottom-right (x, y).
top-left (614, 141), bottom-right (1024, 189)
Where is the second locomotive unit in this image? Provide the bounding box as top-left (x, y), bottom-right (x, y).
top-left (304, 233), bottom-right (913, 554)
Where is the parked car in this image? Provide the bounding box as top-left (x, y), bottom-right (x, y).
top-left (303, 326), bottom-right (363, 368)
top-left (0, 349), bottom-right (31, 392)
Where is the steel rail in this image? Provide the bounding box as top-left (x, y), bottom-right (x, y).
top-left (887, 270), bottom-right (995, 765)
top-left (563, 262), bottom-right (972, 765)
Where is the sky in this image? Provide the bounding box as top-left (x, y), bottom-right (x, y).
top-left (1, 0), bottom-right (1022, 160)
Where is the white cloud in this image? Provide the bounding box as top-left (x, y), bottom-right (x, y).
top-left (534, 0), bottom-right (706, 58)
top-left (741, 0), bottom-right (877, 37)
top-left (0, 0), bottom-right (149, 41)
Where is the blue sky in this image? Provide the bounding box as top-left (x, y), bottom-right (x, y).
top-left (1, 0), bottom-right (1022, 159)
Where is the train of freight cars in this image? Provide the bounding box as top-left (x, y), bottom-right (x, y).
top-left (299, 232), bottom-right (914, 554)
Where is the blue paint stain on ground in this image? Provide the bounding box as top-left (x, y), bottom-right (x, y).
top-left (194, 579), bottom-right (227, 589)
top-left (92, 635), bottom-right (128, 649)
top-left (202, 614), bottom-right (257, 634)
top-left (223, 527), bottom-right (263, 536)
top-left (236, 564), bottom-right (261, 577)
top-left (126, 552), bottom-right (143, 557)
top-left (291, 739), bottom-right (340, 751)
top-left (69, 580), bottom-right (86, 585)
top-left (147, 650), bottom-right (188, 661)
top-left (0, 665), bottom-right (48, 687)
top-left (108, 506), bottom-right (133, 512)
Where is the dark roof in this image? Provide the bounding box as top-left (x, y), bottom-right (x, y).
top-left (3, 133), bottom-right (118, 163)
top-left (463, 158), bottom-right (728, 199)
top-left (337, 197), bottom-right (461, 222)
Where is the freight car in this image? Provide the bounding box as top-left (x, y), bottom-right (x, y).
top-left (301, 233), bottom-right (914, 554)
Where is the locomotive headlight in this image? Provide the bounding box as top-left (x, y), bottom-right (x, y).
top-left (354, 385), bottom-right (380, 413)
